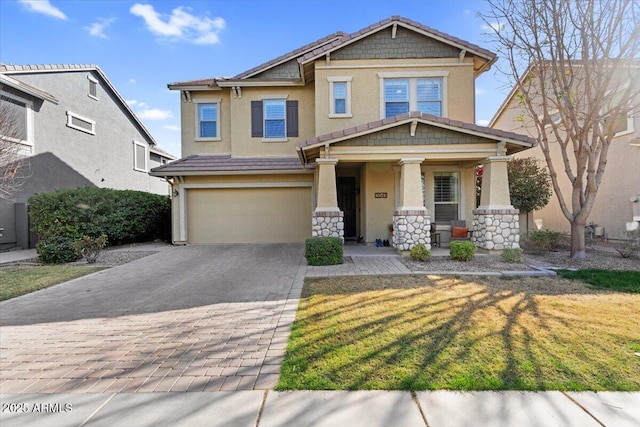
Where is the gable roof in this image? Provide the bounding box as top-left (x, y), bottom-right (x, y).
top-left (168, 16), bottom-right (497, 90)
top-left (1, 63), bottom-right (157, 146)
top-left (298, 112), bottom-right (535, 155)
top-left (0, 73), bottom-right (58, 104)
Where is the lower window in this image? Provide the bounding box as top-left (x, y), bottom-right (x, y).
top-left (433, 172), bottom-right (459, 223)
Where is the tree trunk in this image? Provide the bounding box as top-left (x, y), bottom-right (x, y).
top-left (570, 221), bottom-right (586, 259)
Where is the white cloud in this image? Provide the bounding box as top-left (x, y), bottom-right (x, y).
top-left (477, 119), bottom-right (490, 127)
top-left (126, 99), bottom-right (138, 106)
top-left (130, 3), bottom-right (225, 45)
top-left (19, 0), bottom-right (66, 20)
top-left (482, 22), bottom-right (505, 32)
top-left (163, 125), bottom-right (181, 131)
top-left (137, 108), bottom-right (173, 120)
top-left (476, 88), bottom-right (486, 96)
top-left (85, 17), bottom-right (116, 39)
top-left (128, 78), bottom-right (137, 85)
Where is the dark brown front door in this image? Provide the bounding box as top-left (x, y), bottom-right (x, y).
top-left (337, 177), bottom-right (357, 239)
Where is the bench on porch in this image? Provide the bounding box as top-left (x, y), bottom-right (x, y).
top-left (450, 220), bottom-right (473, 242)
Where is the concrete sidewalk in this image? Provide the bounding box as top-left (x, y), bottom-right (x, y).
top-left (1, 390), bottom-right (639, 427)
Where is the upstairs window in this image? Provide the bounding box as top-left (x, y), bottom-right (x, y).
top-left (380, 74), bottom-right (446, 119)
top-left (328, 76), bottom-right (352, 117)
top-left (251, 98), bottom-right (298, 141)
top-left (87, 75), bottom-right (98, 100)
top-left (196, 101), bottom-right (219, 140)
top-left (603, 90), bottom-right (634, 137)
top-left (0, 92), bottom-right (31, 145)
top-left (133, 141), bottom-right (147, 172)
top-left (66, 111), bottom-right (95, 135)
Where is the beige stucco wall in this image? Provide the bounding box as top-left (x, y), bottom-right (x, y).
top-left (492, 98), bottom-right (640, 238)
top-left (314, 58), bottom-right (476, 136)
top-left (181, 89), bottom-right (232, 157)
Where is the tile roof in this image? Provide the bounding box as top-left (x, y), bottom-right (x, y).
top-left (297, 16), bottom-right (496, 65)
top-left (0, 73), bottom-right (58, 103)
top-left (298, 112), bottom-right (536, 149)
top-left (1, 64), bottom-right (100, 72)
top-left (150, 155), bottom-right (307, 175)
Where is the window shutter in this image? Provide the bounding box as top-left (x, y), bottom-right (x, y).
top-left (286, 100), bottom-right (298, 137)
top-left (251, 101), bottom-right (263, 137)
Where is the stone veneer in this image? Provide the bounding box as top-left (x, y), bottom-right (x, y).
top-left (392, 209), bottom-right (431, 251)
top-left (472, 208), bottom-right (520, 251)
top-left (312, 211), bottom-right (344, 238)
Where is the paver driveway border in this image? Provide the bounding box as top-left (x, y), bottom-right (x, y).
top-left (0, 244), bottom-right (306, 393)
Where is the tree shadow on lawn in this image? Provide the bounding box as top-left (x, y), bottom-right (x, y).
top-left (280, 275), bottom-right (640, 391)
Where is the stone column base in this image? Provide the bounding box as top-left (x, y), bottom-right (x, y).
top-left (392, 209), bottom-right (430, 251)
top-left (472, 208), bottom-right (520, 251)
top-left (312, 211), bottom-right (344, 238)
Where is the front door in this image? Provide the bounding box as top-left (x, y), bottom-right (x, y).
top-left (337, 177), bottom-right (357, 239)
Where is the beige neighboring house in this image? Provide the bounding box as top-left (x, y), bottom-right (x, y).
top-left (152, 16), bottom-right (535, 251)
top-left (0, 64), bottom-right (176, 250)
top-left (490, 70), bottom-right (640, 240)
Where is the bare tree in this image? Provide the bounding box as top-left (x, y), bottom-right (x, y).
top-left (0, 87), bottom-right (31, 200)
top-left (482, 0), bottom-right (640, 258)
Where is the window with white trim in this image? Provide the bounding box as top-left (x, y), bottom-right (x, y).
top-left (66, 111), bottom-right (95, 135)
top-left (133, 141), bottom-right (147, 172)
top-left (433, 172), bottom-right (459, 223)
top-left (328, 76), bottom-right (352, 117)
top-left (383, 77), bottom-right (443, 118)
top-left (263, 99), bottom-right (286, 139)
top-left (87, 75), bottom-right (99, 100)
top-left (0, 91), bottom-right (32, 146)
top-left (195, 100), bottom-right (220, 140)
top-left (603, 90), bottom-right (634, 137)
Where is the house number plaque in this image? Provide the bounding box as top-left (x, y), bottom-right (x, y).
top-left (375, 192), bottom-right (388, 198)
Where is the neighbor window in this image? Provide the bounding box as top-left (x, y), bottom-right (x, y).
top-left (251, 97), bottom-right (298, 140)
top-left (133, 141), bottom-right (147, 172)
top-left (196, 100), bottom-right (220, 140)
top-left (66, 111), bottom-right (95, 135)
top-left (87, 75), bottom-right (98, 100)
top-left (603, 90), bottom-right (634, 137)
top-left (328, 77), bottom-right (352, 117)
top-left (0, 92), bottom-right (31, 145)
top-left (383, 77), bottom-right (442, 118)
top-left (433, 172), bottom-right (459, 223)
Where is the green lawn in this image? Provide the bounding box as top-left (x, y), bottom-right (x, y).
top-left (556, 269), bottom-right (640, 293)
top-left (0, 265), bottom-right (105, 301)
top-left (278, 275), bottom-right (640, 391)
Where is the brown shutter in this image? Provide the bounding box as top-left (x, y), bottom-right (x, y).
top-left (251, 101), bottom-right (263, 137)
top-left (286, 100), bottom-right (298, 137)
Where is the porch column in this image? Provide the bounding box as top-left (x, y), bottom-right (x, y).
top-left (393, 158), bottom-right (431, 252)
top-left (472, 156), bottom-right (520, 251)
top-left (312, 158), bottom-right (344, 238)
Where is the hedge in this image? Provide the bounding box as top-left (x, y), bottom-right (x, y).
top-left (305, 237), bottom-right (343, 266)
top-left (29, 187), bottom-right (171, 245)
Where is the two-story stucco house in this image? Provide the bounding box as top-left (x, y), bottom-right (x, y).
top-left (490, 67), bottom-right (640, 239)
top-left (0, 64), bottom-right (175, 250)
top-left (152, 16), bottom-right (535, 252)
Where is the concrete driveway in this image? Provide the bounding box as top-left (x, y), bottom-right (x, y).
top-left (0, 244), bottom-right (306, 393)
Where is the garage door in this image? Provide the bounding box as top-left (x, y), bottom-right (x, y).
top-left (187, 187), bottom-right (312, 243)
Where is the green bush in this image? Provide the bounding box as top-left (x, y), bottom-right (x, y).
top-left (305, 237), bottom-right (343, 266)
top-left (501, 247), bottom-right (524, 263)
top-left (450, 241), bottom-right (475, 261)
top-left (29, 187), bottom-right (171, 245)
top-left (37, 236), bottom-right (79, 264)
top-left (410, 243), bottom-right (431, 261)
top-left (521, 229), bottom-right (569, 254)
top-left (73, 235), bottom-right (107, 263)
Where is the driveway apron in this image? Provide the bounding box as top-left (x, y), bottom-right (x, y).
top-left (0, 244), bottom-right (305, 393)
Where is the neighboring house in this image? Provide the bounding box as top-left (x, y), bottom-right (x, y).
top-left (0, 64), bottom-right (176, 250)
top-left (152, 16), bottom-right (534, 251)
top-left (490, 68), bottom-right (640, 239)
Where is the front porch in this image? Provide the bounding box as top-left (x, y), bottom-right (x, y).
top-left (299, 113), bottom-right (534, 253)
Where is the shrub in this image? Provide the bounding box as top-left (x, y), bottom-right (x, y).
top-left (305, 237), bottom-right (343, 266)
top-left (521, 229), bottom-right (568, 254)
top-left (37, 236), bottom-right (79, 264)
top-left (614, 229), bottom-right (640, 259)
top-left (73, 235), bottom-right (107, 263)
top-left (410, 243), bottom-right (431, 261)
top-left (29, 187), bottom-right (171, 245)
top-left (501, 247), bottom-right (524, 263)
top-left (450, 241), bottom-right (475, 261)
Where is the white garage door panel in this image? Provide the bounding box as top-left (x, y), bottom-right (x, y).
top-left (187, 187), bottom-right (312, 243)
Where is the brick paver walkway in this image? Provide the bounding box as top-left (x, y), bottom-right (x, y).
top-left (306, 256), bottom-right (410, 277)
top-left (0, 244), bottom-right (304, 393)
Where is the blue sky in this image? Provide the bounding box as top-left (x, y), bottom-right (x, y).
top-left (0, 0), bottom-right (510, 158)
